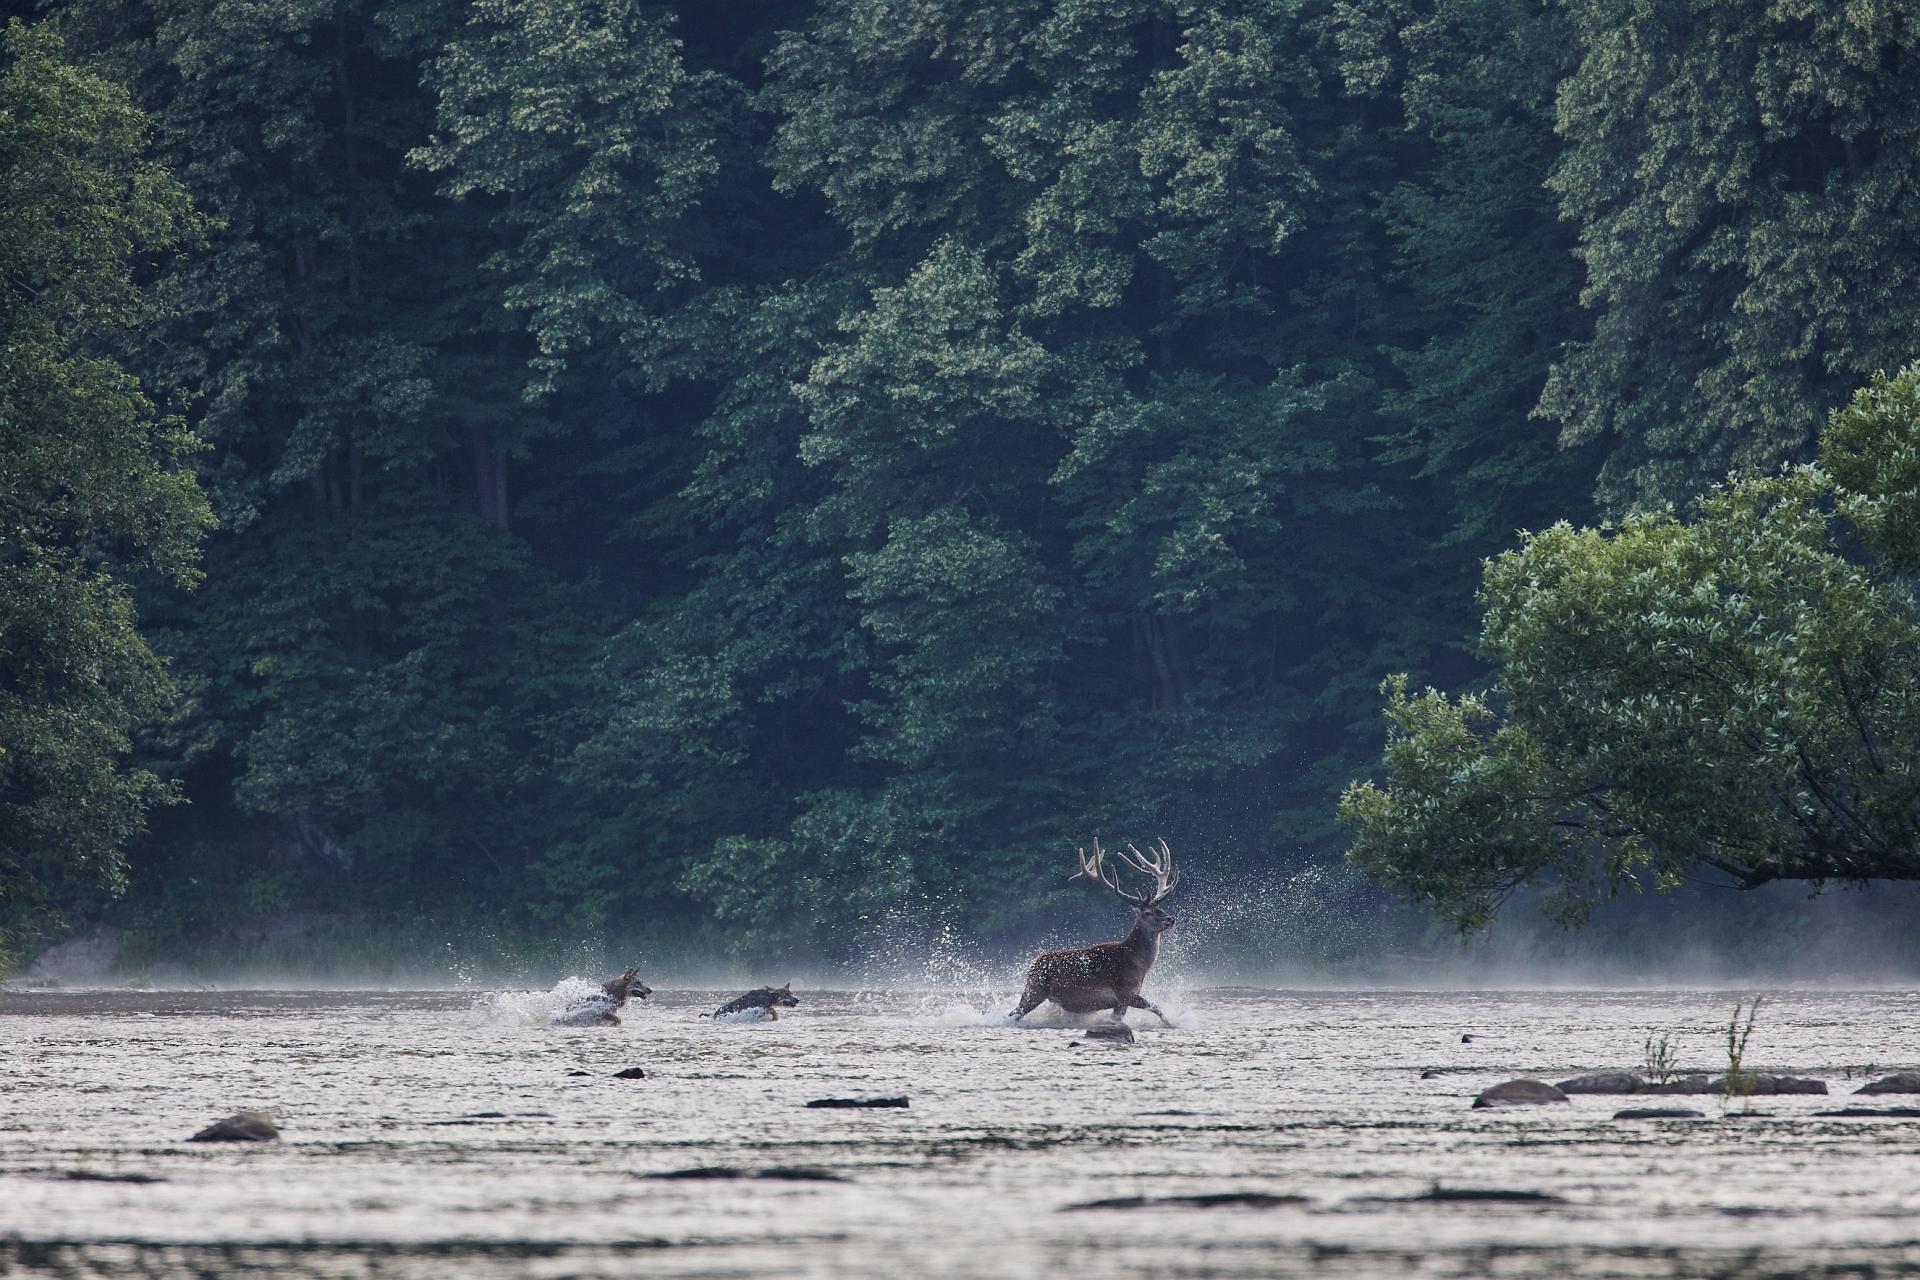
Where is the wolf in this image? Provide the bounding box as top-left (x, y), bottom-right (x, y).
top-left (702, 983), bottom-right (800, 1021)
top-left (552, 967), bottom-right (652, 1027)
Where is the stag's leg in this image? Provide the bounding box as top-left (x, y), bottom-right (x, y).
top-left (1126, 994), bottom-right (1174, 1028)
top-left (1009, 977), bottom-right (1047, 1021)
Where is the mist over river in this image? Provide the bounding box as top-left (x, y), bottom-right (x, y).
top-left (7, 985), bottom-right (1920, 1278)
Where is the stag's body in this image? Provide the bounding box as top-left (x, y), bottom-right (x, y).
top-left (1010, 839), bottom-right (1178, 1027)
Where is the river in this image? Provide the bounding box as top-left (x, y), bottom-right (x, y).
top-left (5, 984), bottom-right (1920, 1277)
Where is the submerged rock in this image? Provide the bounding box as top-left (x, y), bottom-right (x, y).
top-left (1061, 1192), bottom-right (1308, 1211)
top-left (1407, 1187), bottom-right (1564, 1204)
top-left (1082, 1024), bottom-right (1135, 1046)
top-left (1856, 1073), bottom-right (1920, 1095)
top-left (1557, 1072), bottom-right (1657, 1094)
top-left (641, 1166), bottom-right (849, 1182)
top-left (806, 1096), bottom-right (908, 1109)
top-left (1471, 1080), bottom-right (1568, 1108)
top-left (613, 1066), bottom-right (646, 1079)
top-left (1348, 1186), bottom-right (1565, 1204)
top-left (1813, 1107), bottom-right (1920, 1118)
top-left (1555, 1072), bottom-right (1825, 1096)
top-left (1717, 1074), bottom-right (1826, 1096)
top-left (1613, 1108), bottom-right (1706, 1120)
top-left (54, 1170), bottom-right (166, 1183)
top-left (187, 1111), bottom-right (279, 1142)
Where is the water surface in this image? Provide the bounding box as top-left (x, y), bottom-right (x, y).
top-left (6, 985), bottom-right (1920, 1277)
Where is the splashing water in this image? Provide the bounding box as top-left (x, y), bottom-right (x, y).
top-left (468, 975), bottom-right (616, 1027)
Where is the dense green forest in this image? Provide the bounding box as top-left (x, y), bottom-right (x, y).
top-left (5, 0), bottom-right (1919, 968)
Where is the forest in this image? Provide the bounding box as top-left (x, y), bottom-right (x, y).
top-left (5, 0), bottom-right (1920, 970)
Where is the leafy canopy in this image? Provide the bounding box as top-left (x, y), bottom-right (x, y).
top-left (0, 20), bottom-right (211, 940)
top-left (1342, 365), bottom-right (1920, 932)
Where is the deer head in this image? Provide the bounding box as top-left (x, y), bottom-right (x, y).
top-left (1072, 838), bottom-right (1180, 935)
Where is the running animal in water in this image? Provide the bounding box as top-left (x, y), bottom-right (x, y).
top-left (1010, 839), bottom-right (1179, 1028)
top-left (702, 983), bottom-right (800, 1021)
top-left (552, 967), bottom-right (652, 1027)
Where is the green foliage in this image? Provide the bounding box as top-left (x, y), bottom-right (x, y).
top-left (1642, 1031), bottom-right (1680, 1086)
top-left (0, 20), bottom-right (212, 942)
top-left (1541, 0), bottom-right (1920, 508)
top-left (17, 0), bottom-right (1920, 963)
top-left (1725, 997), bottom-right (1762, 1101)
top-left (414, 0), bottom-right (737, 396)
top-left (1345, 366), bottom-right (1920, 932)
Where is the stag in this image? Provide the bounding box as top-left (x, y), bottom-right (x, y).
top-left (1009, 838), bottom-right (1180, 1027)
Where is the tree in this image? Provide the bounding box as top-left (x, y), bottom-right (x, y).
top-left (1341, 365), bottom-right (1920, 933)
top-left (1541, 0), bottom-right (1920, 510)
top-left (0, 21), bottom-right (211, 944)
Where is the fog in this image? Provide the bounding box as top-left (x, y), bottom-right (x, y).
top-left (19, 878), bottom-right (1920, 994)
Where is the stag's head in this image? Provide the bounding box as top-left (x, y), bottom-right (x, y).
top-left (1073, 838), bottom-right (1180, 934)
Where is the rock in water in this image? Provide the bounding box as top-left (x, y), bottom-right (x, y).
top-left (1471, 1080), bottom-right (1568, 1109)
top-left (806, 1096), bottom-right (909, 1109)
top-left (1084, 1024), bottom-right (1135, 1045)
top-left (1856, 1073), bottom-right (1920, 1095)
top-left (1613, 1108), bottom-right (1706, 1120)
top-left (613, 1066), bottom-right (646, 1079)
top-left (1061, 1192), bottom-right (1308, 1211)
top-left (1557, 1072), bottom-right (1651, 1095)
top-left (1555, 1072), bottom-right (1824, 1096)
top-left (188, 1111), bottom-right (279, 1142)
top-left (1715, 1074), bottom-right (1826, 1096)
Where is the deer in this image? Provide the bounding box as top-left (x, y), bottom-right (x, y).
top-left (1008, 838), bottom-right (1180, 1028)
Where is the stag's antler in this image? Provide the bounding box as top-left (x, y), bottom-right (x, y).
top-left (1072, 837), bottom-right (1179, 906)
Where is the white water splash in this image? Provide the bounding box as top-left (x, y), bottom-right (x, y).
top-left (468, 975), bottom-right (611, 1027)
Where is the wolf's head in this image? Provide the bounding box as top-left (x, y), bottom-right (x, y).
top-left (601, 968), bottom-right (653, 1002)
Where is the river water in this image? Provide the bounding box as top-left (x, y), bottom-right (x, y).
top-left (5, 984), bottom-right (1920, 1278)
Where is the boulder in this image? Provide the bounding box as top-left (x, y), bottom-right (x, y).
top-left (1856, 1073), bottom-right (1920, 1095)
top-left (1641, 1075), bottom-right (1717, 1094)
top-left (1471, 1080), bottom-right (1568, 1108)
top-left (188, 1111), bottom-right (279, 1142)
top-left (1555, 1072), bottom-right (1824, 1096)
top-left (1715, 1074), bottom-right (1826, 1096)
top-left (613, 1067), bottom-right (646, 1079)
top-left (1556, 1072), bottom-right (1650, 1095)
